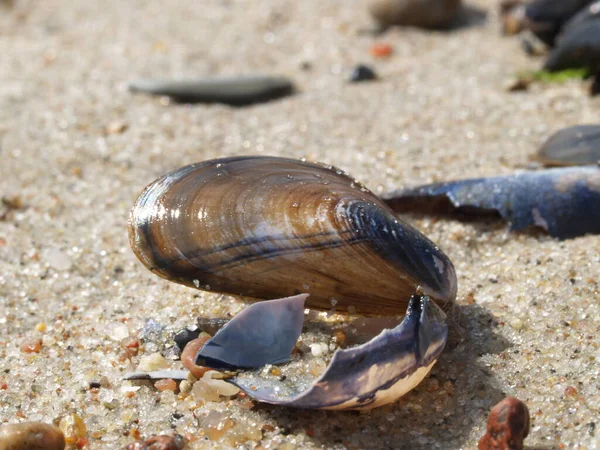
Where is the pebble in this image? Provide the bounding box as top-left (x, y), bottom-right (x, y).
top-left (121, 434), bottom-right (187, 450)
top-left (196, 318), bottom-right (228, 336)
top-left (370, 43), bottom-right (394, 58)
top-left (202, 411), bottom-right (235, 441)
top-left (136, 353), bottom-right (169, 373)
top-left (181, 334), bottom-right (212, 379)
top-left (310, 343), bottom-right (329, 357)
top-left (173, 327), bottom-right (200, 354)
top-left (348, 64), bottom-right (377, 82)
top-left (129, 75), bottom-right (294, 106)
top-left (369, 0), bottom-right (461, 29)
top-left (0, 422), bottom-right (65, 450)
top-left (20, 338), bottom-right (42, 354)
top-left (58, 414), bottom-right (87, 447)
top-left (105, 121), bottom-right (128, 135)
top-left (478, 397), bottom-right (530, 450)
top-left (43, 248), bottom-right (72, 271)
top-left (192, 371), bottom-right (240, 402)
top-left (154, 379), bottom-right (177, 392)
top-left (592, 72), bottom-right (600, 95)
top-left (107, 322), bottom-right (130, 341)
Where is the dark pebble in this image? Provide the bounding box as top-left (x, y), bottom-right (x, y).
top-left (591, 72), bottom-right (600, 95)
top-left (196, 317), bottom-right (229, 336)
top-left (129, 75), bottom-right (294, 106)
top-left (369, 0), bottom-right (462, 29)
top-left (348, 65), bottom-right (377, 82)
top-left (173, 327), bottom-right (200, 353)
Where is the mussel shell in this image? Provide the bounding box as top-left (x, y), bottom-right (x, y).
top-left (538, 124), bottom-right (600, 166)
top-left (544, 13), bottom-right (600, 72)
top-left (129, 156), bottom-right (457, 315)
top-left (524, 0), bottom-right (594, 46)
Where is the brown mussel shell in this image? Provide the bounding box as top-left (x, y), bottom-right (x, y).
top-left (129, 156), bottom-right (456, 315)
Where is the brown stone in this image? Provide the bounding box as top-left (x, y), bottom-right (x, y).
top-left (478, 397), bottom-right (530, 450)
top-left (0, 422), bottom-right (65, 450)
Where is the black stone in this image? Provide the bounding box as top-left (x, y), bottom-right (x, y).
top-left (173, 327), bottom-right (200, 352)
top-left (348, 64), bottom-right (377, 83)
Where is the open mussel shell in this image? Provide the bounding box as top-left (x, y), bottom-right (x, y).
top-left (125, 294), bottom-right (448, 410)
top-left (537, 124), bottom-right (600, 166)
top-left (230, 294), bottom-right (447, 410)
top-left (129, 156), bottom-right (457, 315)
top-left (384, 166), bottom-right (600, 239)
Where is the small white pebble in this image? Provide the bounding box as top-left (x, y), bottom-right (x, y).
top-left (43, 248), bottom-right (72, 271)
top-left (180, 380), bottom-right (193, 394)
top-left (510, 318), bottom-right (524, 330)
top-left (106, 322), bottom-right (129, 341)
top-left (310, 343), bottom-right (328, 357)
top-left (136, 352), bottom-right (169, 372)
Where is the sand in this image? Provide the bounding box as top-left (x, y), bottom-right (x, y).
top-left (0, 0), bottom-right (599, 448)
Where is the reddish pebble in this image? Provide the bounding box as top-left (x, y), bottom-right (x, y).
top-left (564, 386), bottom-right (578, 397)
top-left (120, 336), bottom-right (140, 360)
top-left (154, 379), bottom-right (177, 392)
top-left (370, 43), bottom-right (393, 58)
top-left (478, 397), bottom-right (530, 450)
top-left (121, 434), bottom-right (187, 450)
top-left (20, 338), bottom-right (42, 353)
top-left (181, 334), bottom-right (212, 379)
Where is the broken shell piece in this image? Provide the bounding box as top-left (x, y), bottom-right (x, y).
top-left (195, 294), bottom-right (307, 370)
top-left (124, 370), bottom-right (189, 381)
top-left (537, 124), bottom-right (600, 166)
top-left (384, 166), bottom-right (600, 239)
top-left (231, 295), bottom-right (447, 410)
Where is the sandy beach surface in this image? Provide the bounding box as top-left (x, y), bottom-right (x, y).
top-left (1, 0), bottom-right (599, 448)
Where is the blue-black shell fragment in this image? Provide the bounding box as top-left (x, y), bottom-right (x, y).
top-left (384, 167), bottom-right (600, 239)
